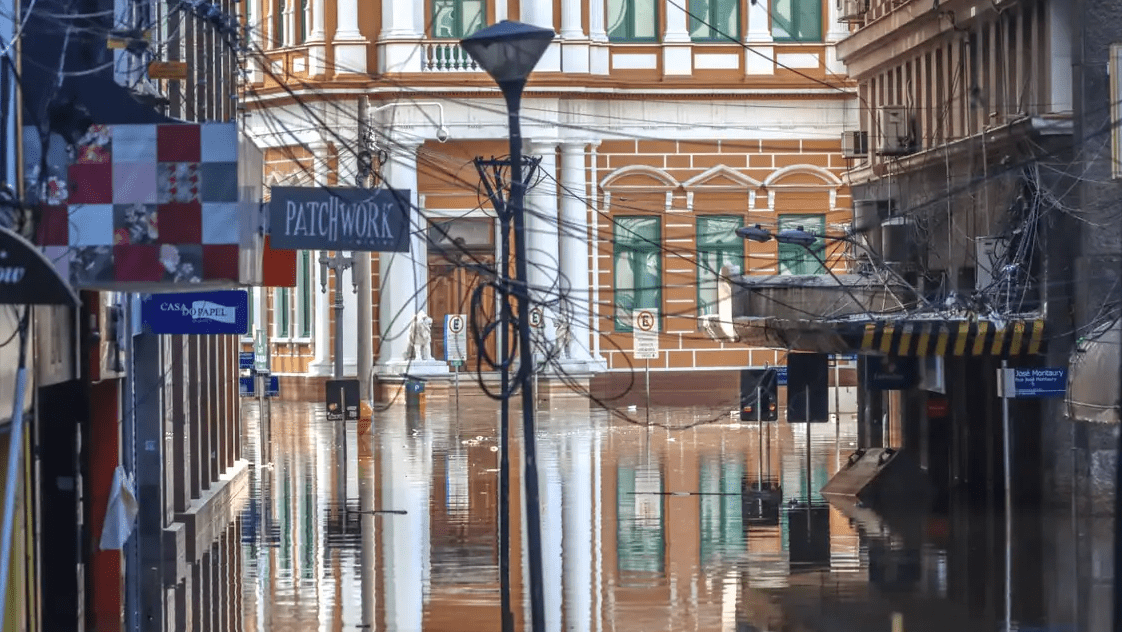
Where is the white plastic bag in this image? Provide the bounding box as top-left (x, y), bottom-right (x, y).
top-left (99, 466), bottom-right (138, 551)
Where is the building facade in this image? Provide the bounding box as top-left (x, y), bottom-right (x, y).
top-left (242, 0), bottom-right (859, 401)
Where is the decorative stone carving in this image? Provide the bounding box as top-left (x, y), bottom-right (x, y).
top-left (407, 310), bottom-right (433, 362)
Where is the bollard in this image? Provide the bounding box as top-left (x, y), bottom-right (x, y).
top-left (405, 379), bottom-right (426, 414)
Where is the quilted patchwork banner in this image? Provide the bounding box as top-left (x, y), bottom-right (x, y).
top-left (31, 122), bottom-right (263, 291)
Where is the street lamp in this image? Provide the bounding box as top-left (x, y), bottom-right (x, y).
top-left (462, 20), bottom-right (554, 632)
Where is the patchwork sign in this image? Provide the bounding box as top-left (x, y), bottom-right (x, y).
top-left (31, 122), bottom-right (261, 290)
top-left (268, 186), bottom-right (411, 252)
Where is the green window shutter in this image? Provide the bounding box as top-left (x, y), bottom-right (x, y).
top-left (772, 0), bottom-right (822, 42)
top-left (690, 0), bottom-right (739, 40)
top-left (433, 0), bottom-right (486, 38)
top-left (299, 251), bottom-right (312, 338)
top-left (278, 288), bottom-right (290, 337)
top-left (608, 0), bottom-right (659, 41)
top-left (777, 214), bottom-right (826, 275)
top-left (613, 216), bottom-right (662, 331)
top-left (696, 216), bottom-right (743, 315)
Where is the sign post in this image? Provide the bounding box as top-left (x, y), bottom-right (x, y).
top-left (444, 314), bottom-right (467, 411)
top-left (632, 309), bottom-right (659, 426)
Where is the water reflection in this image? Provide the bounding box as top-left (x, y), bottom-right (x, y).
top-left (238, 395), bottom-right (1071, 632)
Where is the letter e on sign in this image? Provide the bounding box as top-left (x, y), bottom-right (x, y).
top-left (632, 309), bottom-right (659, 360)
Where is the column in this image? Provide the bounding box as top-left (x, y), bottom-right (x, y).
top-left (378, 0), bottom-right (422, 73)
top-left (560, 0), bottom-right (588, 73)
top-left (308, 142), bottom-right (332, 375)
top-left (521, 0), bottom-right (560, 71)
top-left (539, 431), bottom-right (564, 632)
top-left (332, 0), bottom-right (367, 74)
top-left (745, 0), bottom-right (775, 75)
top-left (342, 259), bottom-right (358, 376)
top-left (663, 0), bottom-right (692, 76)
top-left (525, 140), bottom-right (560, 365)
top-left (825, 0), bottom-right (849, 74)
top-left (558, 141), bottom-right (595, 366)
top-left (306, 0), bottom-right (325, 75)
top-left (589, 0), bottom-right (609, 75)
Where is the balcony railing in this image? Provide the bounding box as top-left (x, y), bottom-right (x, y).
top-left (422, 41), bottom-right (480, 72)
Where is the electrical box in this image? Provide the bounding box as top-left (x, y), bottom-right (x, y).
top-left (842, 130), bottom-right (868, 158)
top-left (975, 236), bottom-right (1009, 291)
top-left (838, 0), bottom-right (868, 22)
top-left (878, 105), bottom-right (915, 156)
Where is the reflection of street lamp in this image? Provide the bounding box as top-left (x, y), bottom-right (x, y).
top-left (462, 20), bottom-right (554, 632)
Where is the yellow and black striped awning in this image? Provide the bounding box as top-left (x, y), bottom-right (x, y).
top-left (850, 319), bottom-right (1045, 357)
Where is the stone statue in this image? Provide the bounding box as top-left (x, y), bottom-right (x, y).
top-left (554, 316), bottom-right (572, 359)
top-left (408, 310), bottom-right (433, 362)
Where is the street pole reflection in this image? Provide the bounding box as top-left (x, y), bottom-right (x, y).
top-left (562, 419), bottom-right (593, 632)
top-left (380, 407), bottom-right (431, 630)
top-left (359, 424), bottom-right (376, 629)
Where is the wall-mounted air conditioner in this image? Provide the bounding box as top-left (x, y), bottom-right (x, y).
top-left (878, 105), bottom-right (916, 156)
top-left (838, 0), bottom-right (868, 22)
top-left (842, 130), bottom-right (868, 158)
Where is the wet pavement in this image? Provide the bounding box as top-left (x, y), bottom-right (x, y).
top-left (235, 393), bottom-right (1106, 632)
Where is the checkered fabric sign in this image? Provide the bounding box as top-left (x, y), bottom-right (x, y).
top-left (36, 122), bottom-right (255, 289)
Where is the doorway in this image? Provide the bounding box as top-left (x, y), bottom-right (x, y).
top-left (426, 218), bottom-right (497, 368)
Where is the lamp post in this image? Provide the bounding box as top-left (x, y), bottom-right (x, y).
top-left (462, 21), bottom-right (555, 632)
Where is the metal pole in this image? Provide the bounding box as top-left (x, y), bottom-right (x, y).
top-left (334, 252), bottom-right (345, 380)
top-left (497, 198), bottom-right (514, 632)
top-left (645, 360), bottom-right (651, 427)
top-left (806, 384), bottom-right (812, 503)
top-left (757, 386), bottom-right (762, 488)
top-left (1001, 359), bottom-right (1012, 632)
top-left (505, 84), bottom-right (547, 632)
top-left (835, 357), bottom-right (841, 469)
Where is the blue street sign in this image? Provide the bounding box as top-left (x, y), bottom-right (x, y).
top-left (239, 376), bottom-right (254, 396)
top-left (776, 366), bottom-right (788, 386)
top-left (239, 351), bottom-right (255, 371)
top-left (1011, 368), bottom-right (1066, 398)
top-left (266, 375), bottom-right (280, 398)
top-left (141, 291), bottom-right (248, 335)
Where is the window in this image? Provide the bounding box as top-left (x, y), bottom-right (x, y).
top-left (772, 0), bottom-right (822, 42)
top-left (246, 288), bottom-right (255, 338)
top-left (607, 0), bottom-right (658, 41)
top-left (297, 251), bottom-right (313, 338)
top-left (696, 216), bottom-right (743, 315)
top-left (432, 0), bottom-right (485, 39)
top-left (699, 457), bottom-right (745, 567)
top-left (274, 0), bottom-right (285, 46)
top-left (616, 464), bottom-right (664, 575)
top-left (275, 287), bottom-right (291, 338)
top-left (690, 0), bottom-right (739, 41)
top-left (777, 214), bottom-right (826, 275)
top-left (614, 216), bottom-right (662, 331)
top-left (299, 0), bottom-right (307, 43)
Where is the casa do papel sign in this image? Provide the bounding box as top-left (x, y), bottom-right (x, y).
top-left (268, 187), bottom-right (412, 252)
top-left (141, 290), bottom-right (248, 335)
top-left (0, 225), bottom-right (78, 306)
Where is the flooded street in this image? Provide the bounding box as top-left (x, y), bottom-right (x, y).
top-left (235, 394), bottom-right (1106, 632)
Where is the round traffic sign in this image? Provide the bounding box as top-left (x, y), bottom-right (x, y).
top-left (529, 307), bottom-right (543, 328)
top-left (448, 315), bottom-right (465, 334)
top-left (636, 310), bottom-right (656, 332)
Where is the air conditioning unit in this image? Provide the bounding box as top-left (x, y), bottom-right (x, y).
top-left (842, 130), bottom-right (868, 158)
top-left (838, 0), bottom-right (868, 22)
top-left (877, 105), bottom-right (916, 156)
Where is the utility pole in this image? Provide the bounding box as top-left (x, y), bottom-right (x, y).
top-left (355, 96), bottom-right (374, 403)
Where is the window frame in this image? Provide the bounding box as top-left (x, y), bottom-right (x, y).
top-left (777, 214), bottom-right (827, 275)
top-left (242, 288), bottom-right (256, 343)
top-left (613, 215), bottom-right (663, 333)
top-left (689, 0), bottom-right (741, 42)
top-left (274, 286), bottom-right (292, 339)
top-left (431, 0), bottom-right (487, 40)
top-left (607, 0), bottom-right (660, 42)
top-left (695, 215), bottom-right (744, 316)
top-left (771, 0), bottom-right (823, 43)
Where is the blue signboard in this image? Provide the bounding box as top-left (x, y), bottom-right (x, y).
top-left (239, 351), bottom-right (255, 371)
top-left (141, 291), bottom-right (248, 335)
top-left (266, 375), bottom-right (280, 398)
top-left (866, 356), bottom-right (919, 391)
top-left (776, 366), bottom-right (788, 386)
top-left (1011, 368), bottom-right (1066, 398)
top-left (239, 376), bottom-right (254, 396)
top-left (268, 186), bottom-right (412, 252)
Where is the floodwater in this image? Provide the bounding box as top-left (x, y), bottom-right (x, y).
top-left (236, 392), bottom-right (1107, 632)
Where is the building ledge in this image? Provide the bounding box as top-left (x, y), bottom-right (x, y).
top-left (172, 459), bottom-right (250, 566)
